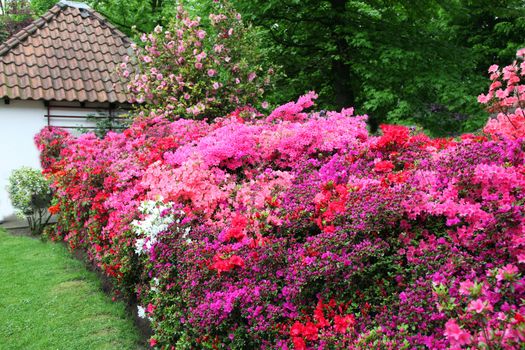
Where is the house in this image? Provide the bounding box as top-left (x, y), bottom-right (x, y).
top-left (0, 1), bottom-right (133, 221)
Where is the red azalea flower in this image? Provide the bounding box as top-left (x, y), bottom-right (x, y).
top-left (149, 337), bottom-right (157, 347)
top-left (210, 254), bottom-right (245, 274)
top-left (374, 160), bottom-right (395, 173)
top-left (333, 314), bottom-right (356, 334)
top-left (224, 214), bottom-right (248, 242)
top-left (48, 203), bottom-right (61, 215)
top-left (292, 336), bottom-right (306, 350)
top-left (314, 300), bottom-right (330, 328)
top-left (290, 321), bottom-right (303, 337)
top-left (387, 171), bottom-right (407, 184)
top-left (375, 124), bottom-right (410, 149)
top-left (323, 225), bottom-right (336, 234)
top-left (289, 320), bottom-right (318, 341)
top-left (302, 322), bottom-right (319, 341)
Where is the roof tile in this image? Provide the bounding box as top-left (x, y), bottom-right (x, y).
top-left (0, 2), bottom-right (132, 103)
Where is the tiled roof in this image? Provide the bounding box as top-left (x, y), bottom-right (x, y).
top-left (0, 1), bottom-right (132, 103)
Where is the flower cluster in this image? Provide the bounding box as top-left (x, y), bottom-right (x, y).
top-left (35, 59), bottom-right (525, 348)
top-left (478, 48), bottom-right (525, 139)
top-left (34, 126), bottom-right (71, 170)
top-left (131, 198), bottom-right (179, 255)
top-left (436, 264), bottom-right (525, 348)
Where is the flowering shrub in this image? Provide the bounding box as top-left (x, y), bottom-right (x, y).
top-left (7, 167), bottom-right (52, 234)
top-left (35, 60), bottom-right (525, 347)
top-left (120, 0), bottom-right (274, 119)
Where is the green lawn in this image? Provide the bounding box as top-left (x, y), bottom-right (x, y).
top-left (0, 229), bottom-right (141, 350)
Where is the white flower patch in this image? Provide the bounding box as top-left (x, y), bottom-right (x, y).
top-left (182, 226), bottom-right (192, 244)
top-left (131, 198), bottom-right (176, 255)
top-left (131, 198), bottom-right (192, 256)
top-left (137, 305), bottom-right (146, 319)
top-left (151, 277), bottom-right (160, 293)
top-left (137, 305), bottom-right (153, 321)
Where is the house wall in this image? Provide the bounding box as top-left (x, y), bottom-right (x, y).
top-left (0, 99), bottom-right (105, 221)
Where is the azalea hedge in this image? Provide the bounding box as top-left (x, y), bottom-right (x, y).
top-left (35, 58), bottom-right (525, 348)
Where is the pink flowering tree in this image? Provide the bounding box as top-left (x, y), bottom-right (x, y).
top-left (119, 0), bottom-right (275, 120)
top-left (478, 48), bottom-right (525, 139)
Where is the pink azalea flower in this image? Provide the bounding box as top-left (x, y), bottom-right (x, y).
top-left (467, 299), bottom-right (492, 314)
top-left (146, 303), bottom-right (155, 314)
top-left (496, 264), bottom-right (519, 281)
top-left (477, 93), bottom-right (490, 104)
top-left (495, 89), bottom-right (509, 99)
top-left (459, 280), bottom-right (474, 295)
top-left (196, 29), bottom-right (206, 39)
top-left (444, 319), bottom-right (471, 346)
top-left (488, 64), bottom-right (499, 73)
top-left (149, 337), bottom-right (157, 347)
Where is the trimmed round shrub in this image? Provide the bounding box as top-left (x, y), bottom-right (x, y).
top-left (7, 166), bottom-right (52, 234)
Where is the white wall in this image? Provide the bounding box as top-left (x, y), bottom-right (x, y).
top-left (0, 100), bottom-right (46, 220)
top-left (0, 99), bottom-right (103, 220)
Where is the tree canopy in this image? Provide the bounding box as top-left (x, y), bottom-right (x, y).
top-left (230, 0), bottom-right (525, 134)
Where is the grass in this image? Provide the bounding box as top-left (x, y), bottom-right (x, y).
top-left (0, 228), bottom-right (142, 350)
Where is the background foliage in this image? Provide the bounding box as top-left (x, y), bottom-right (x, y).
top-left (87, 0), bottom-right (525, 135)
top-left (3, 0), bottom-right (525, 135)
top-left (230, 0), bottom-right (525, 135)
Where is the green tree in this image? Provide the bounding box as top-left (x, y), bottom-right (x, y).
top-left (230, 0), bottom-right (525, 135)
top-left (0, 0), bottom-right (58, 42)
top-left (450, 0), bottom-right (525, 70)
